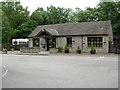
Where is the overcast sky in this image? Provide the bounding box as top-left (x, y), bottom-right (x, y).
top-left (20, 0), bottom-right (100, 13)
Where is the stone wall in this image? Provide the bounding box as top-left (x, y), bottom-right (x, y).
top-left (28, 35), bottom-right (110, 53)
top-left (57, 36), bottom-right (109, 53)
top-left (29, 38), bottom-right (33, 48)
top-left (20, 47), bottom-right (40, 53)
top-left (82, 36), bottom-right (109, 53)
top-left (57, 37), bottom-right (66, 48)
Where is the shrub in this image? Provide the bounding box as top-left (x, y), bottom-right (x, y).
top-left (64, 44), bottom-right (69, 53)
top-left (76, 45), bottom-right (81, 54)
top-left (90, 42), bottom-right (96, 54)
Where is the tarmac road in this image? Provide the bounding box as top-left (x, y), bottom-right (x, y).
top-left (2, 54), bottom-right (118, 88)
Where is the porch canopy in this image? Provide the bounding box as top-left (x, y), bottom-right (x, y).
top-left (30, 28), bottom-right (59, 37)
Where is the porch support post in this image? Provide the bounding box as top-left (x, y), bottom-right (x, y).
top-left (39, 38), bottom-right (41, 47)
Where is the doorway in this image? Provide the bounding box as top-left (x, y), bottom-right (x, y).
top-left (46, 38), bottom-right (50, 51)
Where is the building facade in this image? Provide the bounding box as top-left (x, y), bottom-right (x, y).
top-left (28, 21), bottom-right (113, 53)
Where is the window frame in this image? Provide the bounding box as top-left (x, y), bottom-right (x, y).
top-left (33, 38), bottom-right (39, 47)
top-left (66, 37), bottom-right (72, 47)
top-left (87, 37), bottom-right (103, 47)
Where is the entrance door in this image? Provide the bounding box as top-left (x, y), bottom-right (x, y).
top-left (46, 38), bottom-right (50, 51)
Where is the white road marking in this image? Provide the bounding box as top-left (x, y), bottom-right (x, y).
top-left (94, 56), bottom-right (104, 60)
top-left (2, 65), bottom-right (8, 77)
top-left (2, 69), bottom-right (8, 77)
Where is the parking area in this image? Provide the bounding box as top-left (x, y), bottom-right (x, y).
top-left (2, 53), bottom-right (118, 88)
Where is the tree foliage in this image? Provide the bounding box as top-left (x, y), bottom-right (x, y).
top-left (30, 6), bottom-right (74, 25)
top-left (1, 1), bottom-right (120, 45)
top-left (12, 20), bottom-right (37, 39)
top-left (2, 1), bottom-right (30, 44)
top-left (75, 2), bottom-right (120, 35)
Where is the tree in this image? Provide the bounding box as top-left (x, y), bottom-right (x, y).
top-left (30, 7), bottom-right (48, 25)
top-left (75, 2), bottom-right (120, 35)
top-left (12, 20), bottom-right (37, 39)
top-left (2, 1), bottom-right (30, 29)
top-left (30, 6), bottom-right (74, 25)
top-left (46, 6), bottom-right (73, 24)
top-left (2, 0), bottom-right (120, 46)
top-left (96, 2), bottom-right (120, 35)
top-left (2, 0), bottom-right (30, 44)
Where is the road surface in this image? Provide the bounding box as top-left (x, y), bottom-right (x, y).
top-left (2, 53), bottom-right (118, 88)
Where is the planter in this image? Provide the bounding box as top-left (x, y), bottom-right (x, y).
top-left (90, 50), bottom-right (96, 54)
top-left (64, 44), bottom-right (69, 53)
top-left (58, 47), bottom-right (63, 52)
top-left (65, 49), bottom-right (69, 53)
top-left (76, 50), bottom-right (81, 54)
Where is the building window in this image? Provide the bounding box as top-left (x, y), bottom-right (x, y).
top-left (67, 37), bottom-right (72, 47)
top-left (33, 39), bottom-right (39, 47)
top-left (87, 37), bottom-right (103, 47)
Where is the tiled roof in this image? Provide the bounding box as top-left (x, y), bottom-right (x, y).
top-left (28, 21), bottom-right (112, 37)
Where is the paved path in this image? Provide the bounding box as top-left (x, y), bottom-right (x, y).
top-left (2, 54), bottom-right (118, 88)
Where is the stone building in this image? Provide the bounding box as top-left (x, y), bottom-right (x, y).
top-left (28, 21), bottom-right (113, 53)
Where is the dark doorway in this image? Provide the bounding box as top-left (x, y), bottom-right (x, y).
top-left (109, 41), bottom-right (114, 53)
top-left (46, 38), bottom-right (50, 51)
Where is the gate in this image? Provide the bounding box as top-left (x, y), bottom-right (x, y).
top-left (109, 41), bottom-right (114, 53)
top-left (109, 36), bottom-right (120, 54)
